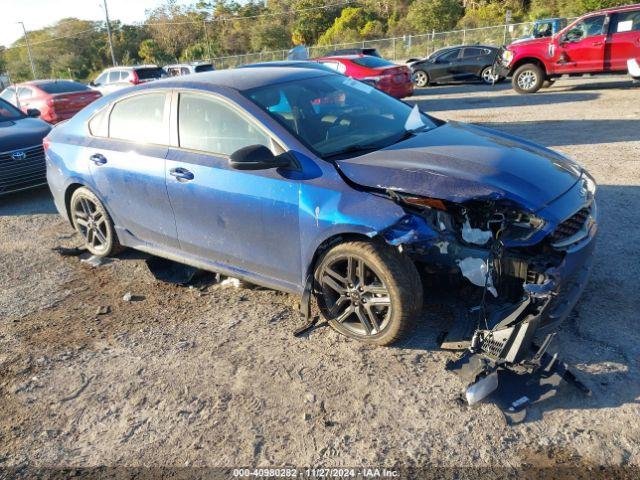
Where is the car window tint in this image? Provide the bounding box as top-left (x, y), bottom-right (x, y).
top-left (136, 67), bottom-right (166, 80)
top-left (38, 81), bottom-right (91, 94)
top-left (462, 48), bottom-right (483, 58)
top-left (438, 49), bottom-right (459, 62)
top-left (88, 107), bottom-right (109, 137)
top-left (119, 71), bottom-right (130, 81)
top-left (0, 98), bottom-right (24, 121)
top-left (612, 10), bottom-right (640, 32)
top-left (178, 93), bottom-right (270, 155)
top-left (109, 93), bottom-right (166, 144)
top-left (194, 64), bottom-right (214, 73)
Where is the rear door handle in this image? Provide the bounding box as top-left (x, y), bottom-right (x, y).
top-left (169, 167), bottom-right (194, 182)
top-left (90, 153), bottom-right (107, 165)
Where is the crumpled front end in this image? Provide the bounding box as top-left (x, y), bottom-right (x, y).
top-left (375, 170), bottom-right (597, 404)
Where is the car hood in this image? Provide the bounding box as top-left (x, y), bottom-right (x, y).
top-left (508, 37), bottom-right (550, 50)
top-left (0, 117), bottom-right (51, 152)
top-left (335, 122), bottom-right (582, 212)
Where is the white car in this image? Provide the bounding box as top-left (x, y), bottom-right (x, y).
top-left (628, 58), bottom-right (640, 82)
top-left (90, 65), bottom-right (166, 95)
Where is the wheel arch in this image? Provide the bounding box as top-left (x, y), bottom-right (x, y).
top-left (63, 182), bottom-right (85, 225)
top-left (511, 57), bottom-right (548, 76)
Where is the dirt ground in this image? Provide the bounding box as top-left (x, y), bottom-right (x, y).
top-left (1, 76), bottom-right (639, 477)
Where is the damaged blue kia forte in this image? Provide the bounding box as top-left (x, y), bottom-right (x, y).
top-left (46, 68), bottom-right (596, 368)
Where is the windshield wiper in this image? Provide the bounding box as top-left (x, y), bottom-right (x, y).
top-left (322, 143), bottom-right (382, 160)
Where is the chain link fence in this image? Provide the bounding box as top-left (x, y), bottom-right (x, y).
top-left (211, 21), bottom-right (538, 69)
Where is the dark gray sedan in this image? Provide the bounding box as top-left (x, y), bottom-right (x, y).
top-left (408, 45), bottom-right (501, 87)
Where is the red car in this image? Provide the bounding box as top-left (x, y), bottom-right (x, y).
top-left (497, 3), bottom-right (640, 93)
top-left (314, 55), bottom-right (414, 98)
top-left (0, 80), bottom-right (102, 124)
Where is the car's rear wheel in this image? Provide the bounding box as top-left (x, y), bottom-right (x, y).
top-left (480, 66), bottom-right (499, 84)
top-left (412, 70), bottom-right (429, 87)
top-left (512, 63), bottom-right (544, 94)
top-left (314, 240), bottom-right (422, 345)
top-left (70, 187), bottom-right (122, 257)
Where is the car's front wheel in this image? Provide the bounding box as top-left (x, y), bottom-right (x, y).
top-left (314, 240), bottom-right (423, 345)
top-left (412, 69), bottom-right (429, 88)
top-left (70, 187), bottom-right (122, 257)
top-left (512, 63), bottom-right (544, 94)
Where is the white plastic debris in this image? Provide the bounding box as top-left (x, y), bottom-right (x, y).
top-left (220, 277), bottom-right (241, 288)
top-left (465, 371), bottom-right (499, 405)
top-left (434, 241), bottom-right (449, 254)
top-left (461, 219), bottom-right (492, 245)
top-left (404, 104), bottom-right (426, 132)
top-left (457, 257), bottom-right (497, 297)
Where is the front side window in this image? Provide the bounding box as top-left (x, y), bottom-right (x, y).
top-left (245, 74), bottom-right (439, 158)
top-left (462, 48), bottom-right (484, 58)
top-left (94, 73), bottom-right (108, 85)
top-left (109, 93), bottom-right (167, 144)
top-left (437, 49), bottom-right (460, 62)
top-left (567, 15), bottom-right (606, 41)
top-left (17, 88), bottom-right (33, 100)
top-left (0, 88), bottom-right (16, 104)
top-left (0, 98), bottom-right (24, 121)
top-left (178, 92), bottom-right (270, 155)
top-left (350, 56), bottom-right (395, 68)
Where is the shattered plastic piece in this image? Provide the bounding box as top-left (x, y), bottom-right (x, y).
top-left (96, 306), bottom-right (111, 315)
top-left (80, 255), bottom-right (107, 268)
top-left (523, 279), bottom-right (555, 298)
top-left (461, 219), bottom-right (492, 245)
top-left (404, 104), bottom-right (426, 132)
top-left (465, 371), bottom-right (499, 405)
top-left (456, 257), bottom-right (497, 297)
top-left (122, 292), bottom-right (133, 302)
top-left (377, 214), bottom-right (438, 246)
top-left (434, 241), bottom-right (449, 254)
top-left (220, 277), bottom-right (242, 288)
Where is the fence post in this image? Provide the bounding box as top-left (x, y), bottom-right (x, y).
top-left (463, 29), bottom-right (466, 45)
top-left (392, 37), bottom-right (396, 61)
top-left (503, 24), bottom-right (508, 45)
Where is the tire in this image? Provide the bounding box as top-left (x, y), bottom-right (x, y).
top-left (480, 66), bottom-right (498, 85)
top-left (314, 240), bottom-right (423, 346)
top-left (542, 79), bottom-right (555, 89)
top-left (69, 187), bottom-right (123, 257)
top-left (512, 63), bottom-right (544, 94)
top-left (412, 69), bottom-right (429, 88)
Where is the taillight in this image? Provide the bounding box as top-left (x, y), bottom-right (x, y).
top-left (46, 97), bottom-right (60, 107)
top-left (129, 71), bottom-right (140, 85)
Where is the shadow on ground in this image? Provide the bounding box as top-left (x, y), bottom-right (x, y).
top-left (0, 187), bottom-right (56, 216)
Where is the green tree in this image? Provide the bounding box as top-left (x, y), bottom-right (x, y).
top-left (317, 7), bottom-right (384, 45)
top-left (406, 0), bottom-right (464, 33)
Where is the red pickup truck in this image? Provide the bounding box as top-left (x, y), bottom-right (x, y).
top-left (496, 3), bottom-right (640, 93)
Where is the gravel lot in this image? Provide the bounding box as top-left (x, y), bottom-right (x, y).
top-left (1, 76), bottom-right (639, 476)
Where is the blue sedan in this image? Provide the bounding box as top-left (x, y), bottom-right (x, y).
top-left (46, 68), bottom-right (597, 352)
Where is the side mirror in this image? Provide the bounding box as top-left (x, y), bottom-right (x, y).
top-left (89, 81), bottom-right (96, 87)
top-left (26, 108), bottom-right (40, 118)
top-left (229, 144), bottom-right (290, 170)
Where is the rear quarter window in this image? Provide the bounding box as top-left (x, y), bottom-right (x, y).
top-left (88, 107), bottom-right (109, 137)
top-left (612, 10), bottom-right (640, 32)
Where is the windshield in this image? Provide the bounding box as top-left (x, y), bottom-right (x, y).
top-left (194, 64), bottom-right (214, 73)
top-left (245, 74), bottom-right (438, 158)
top-left (0, 98), bottom-right (24, 121)
top-left (37, 80), bottom-right (91, 94)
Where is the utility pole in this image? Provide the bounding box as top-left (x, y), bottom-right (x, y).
top-left (17, 22), bottom-right (36, 79)
top-left (102, 0), bottom-right (117, 66)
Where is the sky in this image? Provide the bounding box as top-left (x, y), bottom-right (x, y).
top-left (0, 0), bottom-right (194, 47)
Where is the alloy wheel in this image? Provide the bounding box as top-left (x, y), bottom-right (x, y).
top-left (517, 70), bottom-right (537, 91)
top-left (482, 67), bottom-right (497, 84)
top-left (413, 70), bottom-right (428, 87)
top-left (319, 255), bottom-right (392, 337)
top-left (72, 195), bottom-right (109, 254)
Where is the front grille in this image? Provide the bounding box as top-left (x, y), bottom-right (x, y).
top-left (549, 205), bottom-right (591, 245)
top-left (0, 144), bottom-right (47, 194)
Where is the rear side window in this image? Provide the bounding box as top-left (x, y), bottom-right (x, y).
top-left (462, 48), bottom-right (484, 58)
top-left (135, 68), bottom-right (166, 80)
top-left (437, 49), bottom-right (460, 62)
top-left (611, 10), bottom-right (640, 33)
top-left (178, 92), bottom-right (270, 155)
top-left (350, 56), bottom-right (395, 68)
top-left (109, 93), bottom-right (167, 144)
top-left (107, 71), bottom-right (121, 83)
top-left (38, 81), bottom-right (91, 94)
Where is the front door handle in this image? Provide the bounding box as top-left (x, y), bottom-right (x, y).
top-left (169, 167), bottom-right (194, 182)
top-left (90, 153), bottom-right (107, 165)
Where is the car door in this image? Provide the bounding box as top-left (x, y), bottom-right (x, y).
top-left (165, 90), bottom-right (301, 288)
top-left (87, 91), bottom-right (179, 248)
top-left (459, 47), bottom-right (486, 79)
top-left (555, 15), bottom-right (608, 73)
top-left (431, 48), bottom-right (461, 82)
top-left (605, 9), bottom-right (640, 71)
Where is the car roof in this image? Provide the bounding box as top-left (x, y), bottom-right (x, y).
top-left (593, 2), bottom-right (639, 14)
top-left (149, 66), bottom-right (333, 92)
top-left (102, 65), bottom-right (160, 71)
